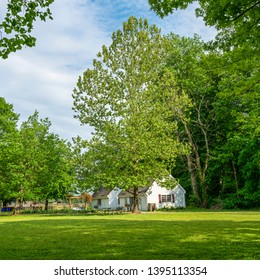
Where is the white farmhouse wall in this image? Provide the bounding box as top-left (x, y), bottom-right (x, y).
top-left (119, 197), bottom-right (135, 211)
top-left (107, 188), bottom-right (121, 208)
top-left (146, 181), bottom-right (186, 209)
top-left (91, 198), bottom-right (107, 209)
top-left (139, 197), bottom-right (148, 211)
top-left (172, 185), bottom-right (186, 208)
top-left (100, 198), bottom-right (109, 209)
top-left (118, 182), bottom-right (186, 211)
top-left (147, 181), bottom-right (175, 209)
top-left (92, 188), bottom-right (121, 209)
top-left (91, 199), bottom-right (96, 208)
top-left (119, 197), bottom-right (127, 208)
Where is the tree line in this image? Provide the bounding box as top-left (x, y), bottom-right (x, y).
top-left (0, 101), bottom-right (75, 209)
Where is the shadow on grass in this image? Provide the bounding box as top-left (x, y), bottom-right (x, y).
top-left (0, 216), bottom-right (259, 260)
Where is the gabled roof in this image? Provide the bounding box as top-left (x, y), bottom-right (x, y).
top-left (118, 187), bottom-right (150, 198)
top-left (92, 187), bottom-right (112, 199)
top-left (172, 184), bottom-right (186, 194)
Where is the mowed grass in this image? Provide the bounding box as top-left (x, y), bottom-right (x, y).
top-left (0, 211), bottom-right (259, 260)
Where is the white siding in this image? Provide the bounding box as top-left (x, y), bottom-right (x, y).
top-left (91, 188), bottom-right (121, 209)
top-left (91, 198), bottom-right (109, 209)
top-left (100, 198), bottom-right (109, 209)
top-left (146, 181), bottom-right (186, 209)
top-left (107, 188), bottom-right (121, 209)
top-left (172, 185), bottom-right (186, 208)
top-left (147, 181), bottom-right (175, 209)
top-left (139, 197), bottom-right (147, 211)
top-left (119, 197), bottom-right (127, 208)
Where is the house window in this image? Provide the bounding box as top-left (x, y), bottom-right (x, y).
top-left (97, 199), bottom-right (101, 206)
top-left (129, 197), bottom-right (134, 205)
top-left (163, 195), bottom-right (172, 202)
top-left (159, 194), bottom-right (173, 203)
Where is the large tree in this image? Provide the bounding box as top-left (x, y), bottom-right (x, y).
top-left (73, 17), bottom-right (189, 212)
top-left (0, 0), bottom-right (54, 58)
top-left (163, 34), bottom-right (221, 207)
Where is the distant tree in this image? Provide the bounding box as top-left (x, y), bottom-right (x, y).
top-left (73, 17), bottom-right (189, 212)
top-left (0, 97), bottom-right (20, 205)
top-left (0, 101), bottom-right (75, 210)
top-left (0, 97), bottom-right (19, 134)
top-left (34, 133), bottom-right (74, 211)
top-left (0, 0), bottom-right (54, 58)
top-left (211, 48), bottom-right (260, 208)
top-left (81, 192), bottom-right (93, 208)
top-left (19, 111), bottom-right (75, 210)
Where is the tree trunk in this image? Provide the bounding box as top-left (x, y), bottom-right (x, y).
top-left (44, 198), bottom-right (49, 211)
top-left (201, 181), bottom-right (208, 208)
top-left (198, 108), bottom-right (209, 208)
top-left (132, 187), bottom-right (140, 213)
top-left (186, 154), bottom-right (201, 206)
top-left (231, 160), bottom-right (239, 193)
top-left (182, 107), bottom-right (210, 208)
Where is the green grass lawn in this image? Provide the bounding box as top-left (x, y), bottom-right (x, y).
top-left (0, 211), bottom-right (259, 260)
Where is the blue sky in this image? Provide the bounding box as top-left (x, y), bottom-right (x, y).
top-left (0, 0), bottom-right (216, 140)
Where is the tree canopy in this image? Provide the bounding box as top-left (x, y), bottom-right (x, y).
top-left (0, 0), bottom-right (54, 58)
top-left (163, 33), bottom-right (259, 208)
top-left (148, 0), bottom-right (260, 49)
top-left (0, 99), bottom-right (75, 209)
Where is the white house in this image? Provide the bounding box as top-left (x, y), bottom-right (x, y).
top-left (118, 181), bottom-right (186, 211)
top-left (91, 180), bottom-right (186, 211)
top-left (91, 187), bottom-right (121, 210)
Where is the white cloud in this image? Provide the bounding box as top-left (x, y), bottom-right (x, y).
top-left (0, 0), bottom-right (216, 141)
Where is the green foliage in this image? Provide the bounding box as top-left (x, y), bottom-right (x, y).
top-left (209, 44), bottom-right (260, 208)
top-left (161, 31), bottom-right (259, 209)
top-left (148, 0), bottom-right (259, 209)
top-left (148, 0), bottom-right (193, 17)
top-left (0, 97), bottom-right (20, 202)
top-left (18, 111), bottom-right (75, 204)
top-left (148, 0), bottom-right (260, 50)
top-left (0, 99), bottom-right (75, 206)
top-left (164, 34), bottom-right (220, 207)
top-left (0, 0), bottom-right (54, 58)
top-left (222, 193), bottom-right (259, 210)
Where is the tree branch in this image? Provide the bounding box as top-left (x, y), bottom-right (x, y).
top-left (231, 1), bottom-right (260, 22)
